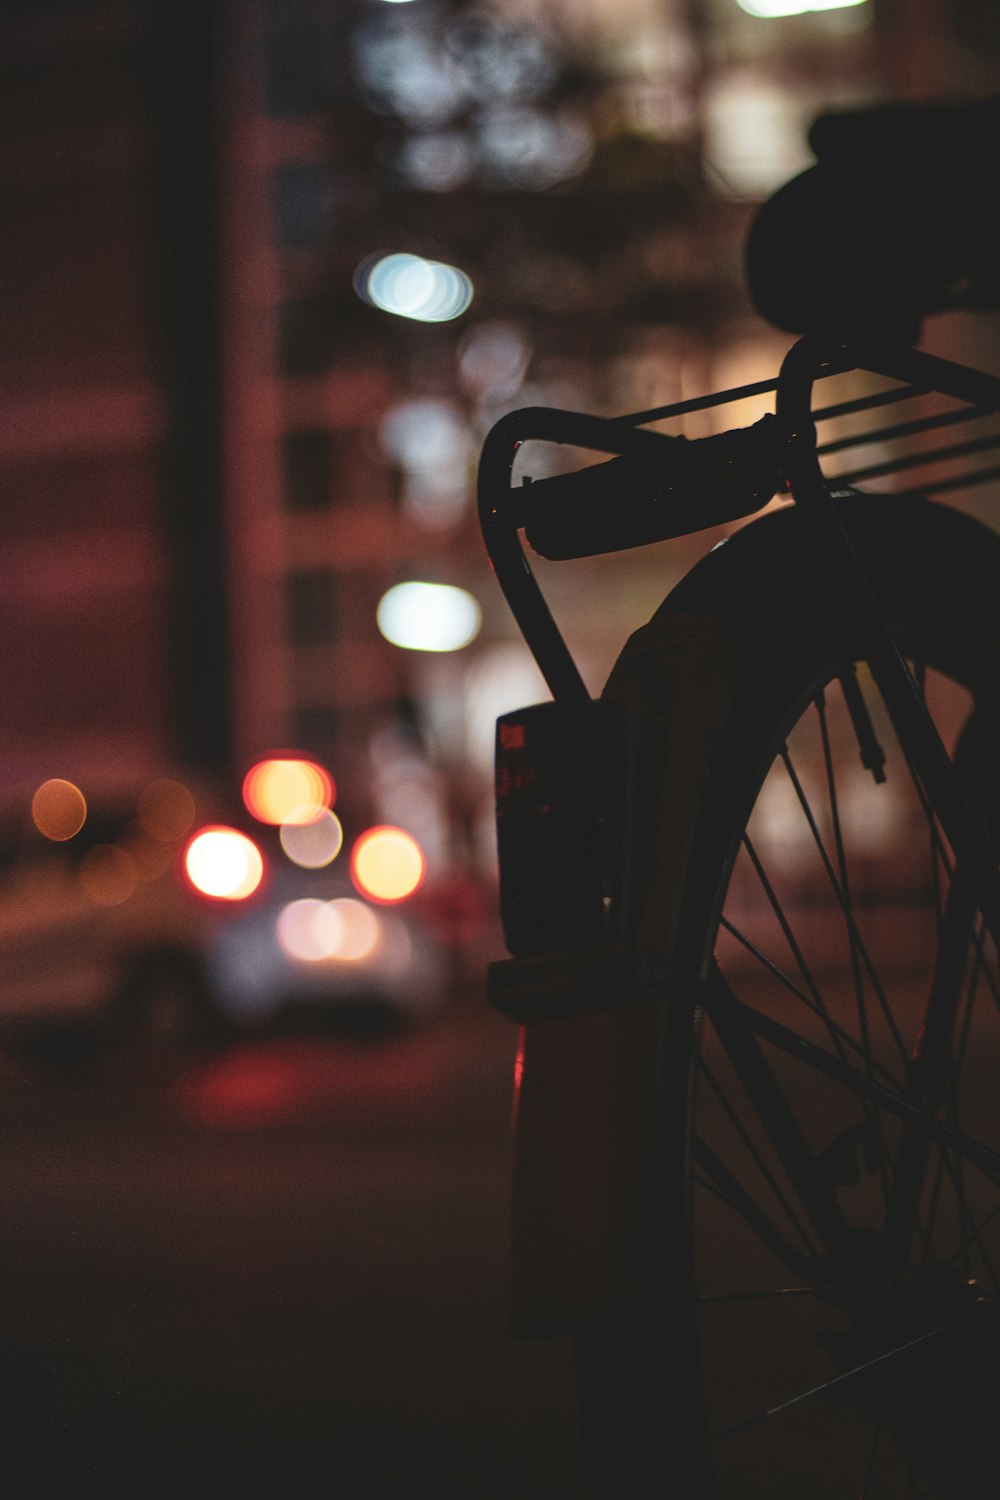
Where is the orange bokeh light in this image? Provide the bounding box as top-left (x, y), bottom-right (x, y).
top-left (184, 826), bottom-right (264, 901)
top-left (138, 777), bottom-right (196, 842)
top-left (32, 778), bottom-right (87, 841)
top-left (350, 826), bottom-right (425, 905)
top-left (242, 758), bottom-right (335, 825)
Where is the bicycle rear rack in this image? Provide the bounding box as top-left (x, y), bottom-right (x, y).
top-left (478, 335), bottom-right (1000, 705)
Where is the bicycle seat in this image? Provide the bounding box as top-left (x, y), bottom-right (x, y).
top-left (746, 94), bottom-right (1000, 343)
top-left (808, 96), bottom-right (998, 159)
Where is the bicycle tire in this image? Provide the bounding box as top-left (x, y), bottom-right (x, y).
top-left (576, 491), bottom-right (1000, 1499)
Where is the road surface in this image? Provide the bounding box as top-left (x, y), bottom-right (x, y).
top-left (0, 1001), bottom-right (587, 1498)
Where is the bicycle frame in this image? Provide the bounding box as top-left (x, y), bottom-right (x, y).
top-left (479, 335), bottom-right (1000, 1326)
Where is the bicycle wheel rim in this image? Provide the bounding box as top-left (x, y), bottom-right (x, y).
top-left (685, 621), bottom-right (1000, 1500)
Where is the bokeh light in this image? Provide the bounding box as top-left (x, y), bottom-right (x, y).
top-left (356, 252), bottom-right (473, 322)
top-left (737, 0), bottom-right (866, 13)
top-left (242, 758), bottom-right (334, 825)
top-left (376, 581), bottom-right (481, 652)
top-left (327, 898), bottom-right (381, 960)
top-left (276, 899), bottom-right (343, 963)
top-left (397, 131), bottom-right (473, 191)
top-left (32, 778), bottom-right (87, 842)
top-left (350, 826), bottom-right (425, 904)
top-left (275, 896), bottom-right (382, 964)
top-left (120, 824), bottom-right (175, 882)
top-left (457, 321), bottom-right (531, 400)
top-left (138, 778), bottom-right (196, 842)
top-left (279, 809), bottom-right (344, 869)
top-left (79, 844), bottom-right (137, 906)
top-left (184, 826), bottom-right (264, 901)
top-left (379, 398), bottom-right (471, 530)
top-left (476, 106), bottom-right (591, 190)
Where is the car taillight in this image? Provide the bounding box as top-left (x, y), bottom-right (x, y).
top-left (350, 826), bottom-right (425, 904)
top-left (242, 758), bottom-right (335, 825)
top-left (184, 826), bottom-right (264, 900)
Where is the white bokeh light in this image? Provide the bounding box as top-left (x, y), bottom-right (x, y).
top-left (358, 253), bottom-right (473, 322)
top-left (476, 107), bottom-right (591, 190)
top-left (377, 582), bottom-right (482, 653)
top-left (736, 0), bottom-right (867, 14)
top-left (275, 897), bottom-right (383, 964)
top-left (184, 827), bottom-right (264, 901)
top-left (279, 809), bottom-right (344, 870)
top-left (380, 398), bottom-right (471, 531)
top-left (276, 899), bottom-right (343, 963)
top-left (327, 899), bottom-right (381, 961)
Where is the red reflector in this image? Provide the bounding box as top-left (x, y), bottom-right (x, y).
top-left (499, 722), bottom-right (527, 751)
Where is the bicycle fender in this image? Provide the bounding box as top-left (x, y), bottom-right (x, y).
top-left (603, 610), bottom-right (737, 956)
top-left (507, 612), bottom-right (737, 1334)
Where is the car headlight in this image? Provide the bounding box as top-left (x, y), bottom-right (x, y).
top-left (276, 897), bottom-right (381, 964)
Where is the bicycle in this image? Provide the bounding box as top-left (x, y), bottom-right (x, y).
top-left (478, 329), bottom-right (1000, 1496)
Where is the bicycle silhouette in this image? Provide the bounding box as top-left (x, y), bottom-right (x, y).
top-left (478, 98), bottom-right (1000, 1498)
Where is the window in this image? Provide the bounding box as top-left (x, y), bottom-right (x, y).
top-left (285, 567), bottom-right (338, 647)
top-left (264, 23), bottom-right (333, 117)
top-left (281, 430), bottom-right (334, 511)
top-left (278, 296), bottom-right (366, 376)
top-left (291, 703), bottom-right (340, 752)
top-left (271, 164), bottom-right (338, 249)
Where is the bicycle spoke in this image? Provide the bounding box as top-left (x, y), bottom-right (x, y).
top-left (717, 920), bottom-right (902, 1090)
top-left (713, 1301), bottom-right (998, 1444)
top-left (942, 1197), bottom-right (1000, 1271)
top-left (698, 1285), bottom-right (840, 1303)
top-left (699, 1054), bottom-right (820, 1259)
top-left (775, 731), bottom-right (999, 1277)
top-left (693, 1140), bottom-right (826, 1283)
top-left (740, 831), bottom-right (828, 1005)
top-left (817, 688), bottom-right (894, 1214)
top-left (920, 941), bottom-right (1000, 1291)
top-left (912, 660), bottom-right (947, 935)
top-left (780, 745), bottom-right (916, 1082)
top-left (817, 689), bottom-right (875, 1066)
top-left (740, 831), bottom-right (871, 1080)
top-left (703, 973), bottom-right (1000, 1186)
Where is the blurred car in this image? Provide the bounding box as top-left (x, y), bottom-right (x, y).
top-left (207, 867), bottom-right (441, 1028)
top-left (0, 771), bottom-right (445, 1057)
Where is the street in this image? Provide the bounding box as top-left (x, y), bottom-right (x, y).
top-left (0, 1000), bottom-right (586, 1499)
top-left (5, 970), bottom-right (996, 1498)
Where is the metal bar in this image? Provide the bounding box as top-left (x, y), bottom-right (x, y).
top-left (624, 374), bottom-right (922, 437)
top-left (612, 377), bottom-right (779, 428)
top-left (477, 406), bottom-right (679, 702)
top-left (612, 359), bottom-right (851, 430)
top-left (813, 383), bottom-right (925, 422)
top-left (895, 463), bottom-right (1000, 497)
top-left (477, 413), bottom-right (590, 704)
top-left (801, 339), bottom-right (1000, 412)
top-left (835, 430), bottom-right (1000, 486)
top-left (817, 403), bottom-right (994, 458)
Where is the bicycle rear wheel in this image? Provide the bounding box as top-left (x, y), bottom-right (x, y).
top-left (577, 493), bottom-right (1000, 1499)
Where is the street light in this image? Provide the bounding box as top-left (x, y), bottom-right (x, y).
top-left (736, 0), bottom-right (867, 16)
top-left (355, 252), bottom-right (473, 323)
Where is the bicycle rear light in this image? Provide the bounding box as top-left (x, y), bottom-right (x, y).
top-left (495, 699), bottom-right (638, 959)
